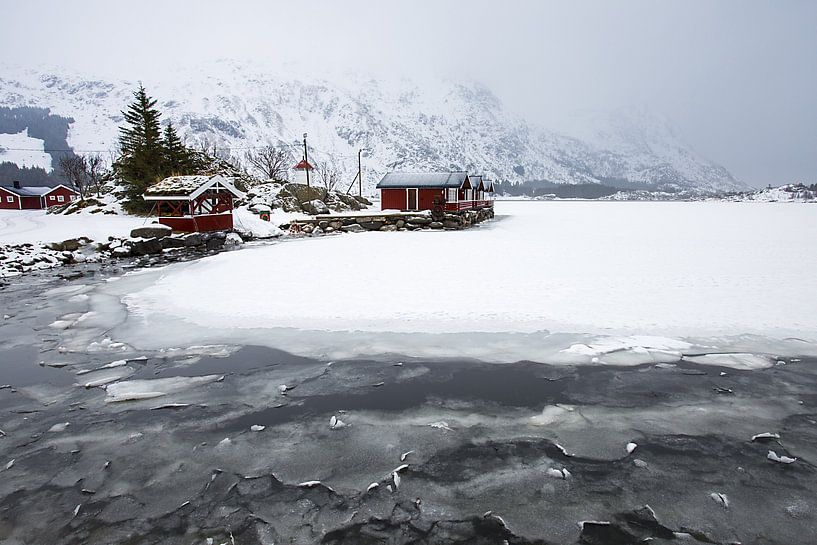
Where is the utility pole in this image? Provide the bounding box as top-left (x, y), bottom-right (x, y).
top-left (358, 148), bottom-right (370, 197)
top-left (358, 148), bottom-right (363, 197)
top-left (303, 132), bottom-right (310, 187)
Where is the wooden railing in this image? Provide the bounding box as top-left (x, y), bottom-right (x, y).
top-left (444, 200), bottom-right (494, 211)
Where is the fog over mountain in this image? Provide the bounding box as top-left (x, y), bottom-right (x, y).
top-left (1, 0), bottom-right (815, 187)
top-left (0, 61), bottom-right (744, 193)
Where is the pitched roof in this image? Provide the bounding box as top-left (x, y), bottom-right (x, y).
top-left (143, 175), bottom-right (245, 200)
top-left (0, 184), bottom-right (76, 197)
top-left (376, 171), bottom-right (470, 189)
top-left (293, 159), bottom-right (314, 170)
top-left (469, 175), bottom-right (484, 191)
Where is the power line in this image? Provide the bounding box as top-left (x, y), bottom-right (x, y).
top-left (1, 144), bottom-right (363, 157)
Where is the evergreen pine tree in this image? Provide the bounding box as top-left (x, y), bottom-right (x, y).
top-left (116, 84), bottom-right (164, 199)
top-left (162, 121), bottom-right (193, 175)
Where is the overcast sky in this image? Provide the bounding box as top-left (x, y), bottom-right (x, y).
top-left (3, 0), bottom-right (815, 186)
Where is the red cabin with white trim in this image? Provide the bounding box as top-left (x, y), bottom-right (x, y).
top-left (143, 175), bottom-right (245, 232)
top-left (0, 181), bottom-right (79, 210)
top-left (376, 171), bottom-right (494, 212)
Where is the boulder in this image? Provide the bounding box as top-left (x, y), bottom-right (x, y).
top-left (409, 216), bottom-right (432, 225)
top-left (282, 183), bottom-right (328, 204)
top-left (395, 219), bottom-right (405, 228)
top-left (443, 220), bottom-right (461, 229)
top-left (130, 238), bottom-right (164, 256)
top-left (336, 193), bottom-right (363, 211)
top-left (340, 224), bottom-right (367, 233)
top-left (429, 222), bottom-right (444, 229)
top-left (205, 237), bottom-right (224, 250)
top-left (161, 237), bottom-right (186, 250)
top-left (302, 199), bottom-right (330, 215)
top-left (60, 239), bottom-right (82, 252)
top-left (278, 196), bottom-right (303, 213)
top-left (130, 224), bottom-right (172, 239)
top-left (380, 224), bottom-right (398, 232)
top-left (181, 233), bottom-right (203, 247)
top-left (359, 221), bottom-right (384, 231)
top-left (224, 233), bottom-right (244, 248)
top-left (111, 246), bottom-right (131, 258)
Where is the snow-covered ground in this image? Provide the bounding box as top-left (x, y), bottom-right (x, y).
top-left (101, 201), bottom-right (817, 365)
top-left (0, 209), bottom-right (145, 245)
top-left (0, 129), bottom-right (52, 171)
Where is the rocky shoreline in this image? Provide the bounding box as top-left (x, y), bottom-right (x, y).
top-left (288, 206), bottom-right (495, 234)
top-left (1, 205), bottom-right (496, 278)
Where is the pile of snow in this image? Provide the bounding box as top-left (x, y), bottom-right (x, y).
top-left (0, 209), bottom-right (143, 246)
top-left (105, 201), bottom-right (817, 363)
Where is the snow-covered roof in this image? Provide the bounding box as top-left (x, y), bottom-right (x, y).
top-left (143, 175), bottom-right (245, 201)
top-left (0, 184), bottom-right (76, 197)
top-left (469, 175), bottom-right (484, 191)
top-left (376, 171), bottom-right (470, 189)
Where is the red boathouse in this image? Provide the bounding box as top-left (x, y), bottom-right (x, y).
top-left (0, 181), bottom-right (79, 210)
top-left (376, 171), bottom-right (494, 212)
top-left (143, 175), bottom-right (245, 232)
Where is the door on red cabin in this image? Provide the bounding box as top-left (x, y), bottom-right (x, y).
top-left (407, 188), bottom-right (418, 210)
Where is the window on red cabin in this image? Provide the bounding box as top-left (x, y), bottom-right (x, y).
top-left (58, 195), bottom-right (65, 202)
top-left (50, 195), bottom-right (56, 200)
top-left (5, 196), bottom-right (13, 203)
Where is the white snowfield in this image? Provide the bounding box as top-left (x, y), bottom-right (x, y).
top-left (0, 209), bottom-right (145, 245)
top-left (110, 201), bottom-right (817, 366)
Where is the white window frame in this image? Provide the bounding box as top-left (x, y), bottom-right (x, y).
top-left (50, 195), bottom-right (56, 201)
top-left (57, 195), bottom-right (65, 202)
top-left (5, 196), bottom-right (13, 203)
top-left (446, 188), bottom-right (457, 202)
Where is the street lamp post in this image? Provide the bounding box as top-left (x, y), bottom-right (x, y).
top-left (303, 133), bottom-right (310, 187)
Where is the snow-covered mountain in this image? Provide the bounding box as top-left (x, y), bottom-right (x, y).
top-left (0, 60), bottom-right (744, 193)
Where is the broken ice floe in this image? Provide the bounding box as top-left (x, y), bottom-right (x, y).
top-left (682, 352), bottom-right (772, 370)
top-left (626, 442), bottom-right (638, 454)
top-left (530, 404), bottom-right (576, 426)
top-left (250, 425), bottom-right (265, 432)
top-left (104, 374), bottom-right (223, 402)
top-left (767, 450), bottom-right (797, 464)
top-left (709, 492), bottom-right (729, 509)
top-left (366, 482), bottom-right (379, 492)
top-left (329, 415), bottom-right (347, 430)
top-left (428, 421), bottom-right (453, 431)
top-left (546, 467), bottom-right (571, 479)
top-left (400, 450), bottom-right (414, 462)
top-left (4, 459), bottom-right (14, 470)
top-left (48, 422), bottom-right (70, 432)
top-left (751, 432), bottom-right (780, 442)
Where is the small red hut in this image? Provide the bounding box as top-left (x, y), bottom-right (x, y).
top-left (0, 182), bottom-right (79, 210)
top-left (143, 174), bottom-right (245, 232)
top-left (376, 171), bottom-right (494, 212)
top-left (293, 159), bottom-right (314, 186)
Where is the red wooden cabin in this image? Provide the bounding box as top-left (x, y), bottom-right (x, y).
top-left (143, 175), bottom-right (245, 232)
top-left (0, 181), bottom-right (79, 210)
top-left (376, 171), bottom-right (494, 212)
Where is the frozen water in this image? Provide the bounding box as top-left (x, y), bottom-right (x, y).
top-left (75, 201), bottom-right (817, 367)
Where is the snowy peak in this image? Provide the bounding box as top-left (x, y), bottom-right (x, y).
top-left (0, 62), bottom-right (744, 193)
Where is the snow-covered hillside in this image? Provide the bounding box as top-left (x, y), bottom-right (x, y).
top-left (0, 60), bottom-right (745, 193)
top-left (721, 183), bottom-right (816, 203)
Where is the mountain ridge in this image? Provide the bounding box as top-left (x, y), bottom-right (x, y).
top-left (0, 60), bottom-right (745, 193)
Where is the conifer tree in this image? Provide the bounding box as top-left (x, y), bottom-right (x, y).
top-left (117, 84), bottom-right (164, 198)
top-left (162, 121), bottom-right (193, 175)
